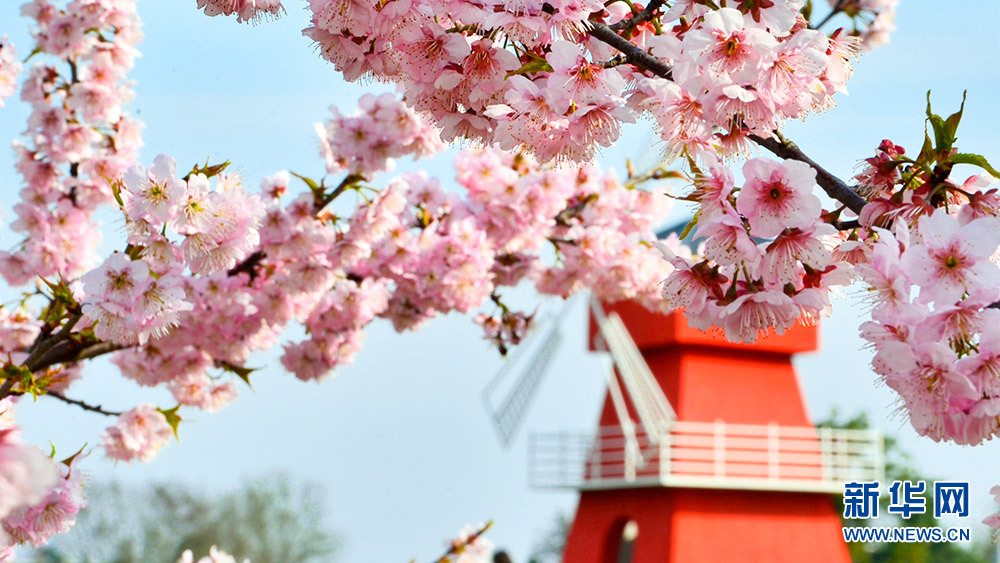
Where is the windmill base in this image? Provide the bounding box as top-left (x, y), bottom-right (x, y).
top-left (562, 487), bottom-right (850, 563)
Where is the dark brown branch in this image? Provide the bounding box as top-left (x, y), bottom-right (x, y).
top-left (830, 219), bottom-right (860, 230)
top-left (608, 0), bottom-right (665, 32)
top-left (315, 173), bottom-right (363, 213)
top-left (0, 380), bottom-right (14, 401)
top-left (46, 390), bottom-right (123, 417)
top-left (29, 340), bottom-right (125, 378)
top-left (23, 314), bottom-right (82, 372)
top-left (600, 55), bottom-right (628, 69)
top-left (72, 341), bottom-right (127, 362)
top-left (586, 22), bottom-right (673, 80)
top-left (749, 133), bottom-right (869, 215)
top-left (228, 249), bottom-right (266, 279)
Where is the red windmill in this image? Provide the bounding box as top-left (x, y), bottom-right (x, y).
top-left (522, 299), bottom-right (885, 562)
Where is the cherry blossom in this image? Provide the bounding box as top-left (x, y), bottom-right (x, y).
top-left (0, 37), bottom-right (19, 106)
top-left (102, 404), bottom-right (175, 462)
top-left (0, 428), bottom-right (60, 546)
top-left (736, 158), bottom-right (822, 238)
top-left (13, 0), bottom-right (1000, 550)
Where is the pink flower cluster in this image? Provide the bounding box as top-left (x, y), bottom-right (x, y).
top-left (2, 451), bottom-right (86, 551)
top-left (631, 6), bottom-right (860, 160)
top-left (123, 155), bottom-right (265, 275)
top-left (856, 208), bottom-right (1000, 445)
top-left (101, 403), bottom-right (174, 462)
top-left (317, 92), bottom-right (444, 177)
top-left (78, 152), bottom-right (265, 347)
top-left (831, 0), bottom-right (898, 50)
top-left (278, 144), bottom-right (672, 380)
top-left (81, 252), bottom-right (191, 346)
top-left (0, 0), bottom-right (143, 285)
top-left (659, 156), bottom-right (849, 342)
top-left (296, 0), bottom-right (884, 161)
top-left (0, 425), bottom-right (60, 549)
top-left (101, 94), bottom-right (673, 388)
top-left (0, 37), bottom-right (20, 106)
top-left (197, 0), bottom-right (284, 23)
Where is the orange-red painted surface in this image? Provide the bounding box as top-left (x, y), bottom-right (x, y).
top-left (562, 302), bottom-right (850, 563)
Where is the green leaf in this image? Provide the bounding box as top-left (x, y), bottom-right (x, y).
top-left (218, 361), bottom-right (257, 388)
top-left (158, 405), bottom-right (182, 440)
top-left (915, 126), bottom-right (935, 168)
top-left (109, 177), bottom-right (126, 208)
top-left (942, 90), bottom-right (967, 150)
top-left (183, 159), bottom-right (231, 181)
top-left (925, 91), bottom-right (949, 151)
top-left (505, 58), bottom-right (553, 79)
top-left (60, 443), bottom-right (88, 467)
top-left (679, 209), bottom-right (700, 240)
top-left (291, 171), bottom-right (324, 200)
top-left (290, 171), bottom-right (319, 191)
top-left (925, 91), bottom-right (967, 152)
top-left (951, 153), bottom-right (1000, 178)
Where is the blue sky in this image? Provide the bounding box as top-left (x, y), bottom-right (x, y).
top-left (3, 1), bottom-right (1000, 561)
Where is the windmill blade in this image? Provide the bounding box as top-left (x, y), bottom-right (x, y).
top-left (482, 296), bottom-right (576, 447)
top-left (489, 325), bottom-right (561, 447)
top-left (590, 298), bottom-right (676, 443)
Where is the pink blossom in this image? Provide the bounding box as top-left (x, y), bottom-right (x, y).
top-left (0, 430), bottom-right (60, 543)
top-left (102, 404), bottom-right (174, 463)
top-left (900, 211), bottom-right (1000, 306)
top-left (123, 155), bottom-right (187, 226)
top-left (681, 8), bottom-right (777, 84)
top-left (197, 0), bottom-right (285, 23)
top-left (0, 37), bottom-right (20, 107)
top-left (3, 452), bottom-right (87, 548)
top-left (736, 158), bottom-right (821, 238)
top-left (722, 290), bottom-right (799, 343)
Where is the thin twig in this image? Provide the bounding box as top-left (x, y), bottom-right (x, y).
top-left (811, 0), bottom-right (846, 30)
top-left (46, 390), bottom-right (123, 417)
top-left (315, 173), bottom-right (363, 213)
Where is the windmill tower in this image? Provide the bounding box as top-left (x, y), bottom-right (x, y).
top-left (525, 299), bottom-right (885, 563)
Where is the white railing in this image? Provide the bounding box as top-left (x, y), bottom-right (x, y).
top-left (529, 421), bottom-right (884, 493)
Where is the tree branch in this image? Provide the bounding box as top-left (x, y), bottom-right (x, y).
top-left (586, 22), bottom-right (673, 79)
top-left (228, 249), bottom-right (266, 279)
top-left (810, 0), bottom-right (846, 30)
top-left (46, 390), bottom-right (123, 417)
top-left (608, 0), bottom-right (665, 32)
top-left (22, 314), bottom-right (82, 372)
top-left (0, 380), bottom-right (14, 401)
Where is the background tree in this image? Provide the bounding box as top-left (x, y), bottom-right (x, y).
top-left (819, 411), bottom-right (995, 563)
top-left (26, 476), bottom-right (338, 563)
